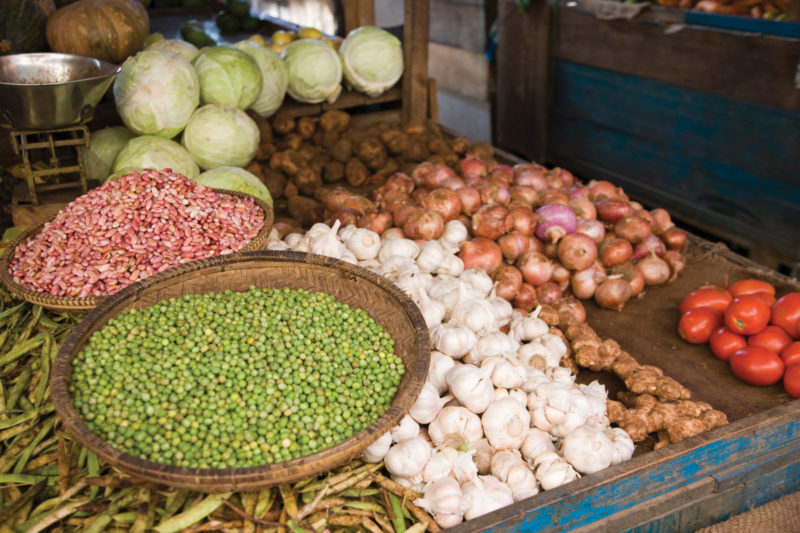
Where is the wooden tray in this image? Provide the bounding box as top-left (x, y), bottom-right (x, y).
top-left (50, 251), bottom-right (430, 492)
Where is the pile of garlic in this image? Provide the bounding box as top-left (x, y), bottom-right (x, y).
top-left (265, 220), bottom-right (634, 528)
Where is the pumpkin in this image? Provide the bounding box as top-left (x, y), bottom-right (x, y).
top-left (45, 0), bottom-right (150, 64)
top-left (0, 0), bottom-right (56, 55)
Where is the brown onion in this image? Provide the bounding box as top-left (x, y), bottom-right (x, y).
top-left (512, 283), bottom-right (538, 312)
top-left (404, 209), bottom-right (444, 240)
top-left (552, 263), bottom-right (571, 286)
top-left (411, 188), bottom-right (429, 205)
top-left (650, 208), bottom-right (674, 235)
top-left (379, 189), bottom-right (412, 213)
top-left (541, 189), bottom-right (570, 206)
top-left (493, 264), bottom-right (523, 301)
top-left (510, 186), bottom-right (539, 208)
top-left (479, 183), bottom-right (511, 206)
top-left (424, 164), bottom-right (457, 190)
top-left (528, 235), bottom-right (545, 254)
top-left (358, 211), bottom-right (393, 234)
top-left (588, 180), bottom-right (618, 201)
top-left (411, 162), bottom-right (434, 187)
top-left (596, 198), bottom-right (633, 223)
top-left (568, 197), bottom-right (597, 221)
top-left (594, 279), bottom-right (633, 310)
top-left (609, 263), bottom-right (644, 297)
top-left (324, 189), bottom-right (353, 213)
top-left (615, 216), bottom-right (652, 244)
top-left (536, 282), bottom-right (563, 304)
top-left (498, 231), bottom-right (531, 263)
top-left (341, 195), bottom-right (376, 215)
top-left (637, 253), bottom-right (670, 286)
top-left (542, 241), bottom-right (559, 260)
top-left (569, 185), bottom-right (588, 199)
top-left (464, 175), bottom-right (487, 188)
top-left (490, 165), bottom-right (514, 184)
top-left (555, 297), bottom-right (586, 324)
top-left (421, 187), bottom-right (462, 222)
top-left (663, 250), bottom-right (685, 283)
top-left (455, 186), bottom-right (481, 216)
top-left (662, 228), bottom-right (688, 251)
top-left (632, 234), bottom-right (666, 259)
top-left (459, 155), bottom-right (488, 180)
top-left (575, 219), bottom-right (606, 243)
top-left (513, 164), bottom-right (548, 190)
top-left (328, 208), bottom-right (362, 228)
top-left (441, 176), bottom-right (466, 191)
top-left (384, 172), bottom-right (415, 194)
top-left (551, 167), bottom-right (575, 187)
top-left (599, 237), bottom-right (634, 267)
top-left (558, 233), bottom-right (598, 271)
top-left (272, 221), bottom-right (302, 238)
top-left (459, 237), bottom-right (504, 273)
top-left (508, 206), bottom-right (537, 236)
top-left (571, 262), bottom-right (606, 300)
top-left (394, 204), bottom-right (420, 228)
top-left (517, 251), bottom-right (553, 286)
top-left (471, 205), bottom-right (512, 240)
top-left (631, 209), bottom-right (654, 226)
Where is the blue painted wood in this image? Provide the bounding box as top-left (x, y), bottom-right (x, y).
top-left (684, 11), bottom-right (800, 39)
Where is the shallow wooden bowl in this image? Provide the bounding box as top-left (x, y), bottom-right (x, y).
top-left (50, 251), bottom-right (430, 492)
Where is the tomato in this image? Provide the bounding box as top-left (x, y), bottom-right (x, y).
top-left (724, 295), bottom-right (771, 335)
top-left (781, 342), bottom-right (800, 367)
top-left (784, 364), bottom-right (800, 398)
top-left (751, 291), bottom-right (777, 307)
top-left (679, 285), bottom-right (733, 315)
top-left (729, 346), bottom-right (785, 386)
top-left (709, 327), bottom-right (747, 361)
top-left (678, 307), bottom-right (722, 344)
top-left (727, 278), bottom-right (775, 299)
top-left (748, 325), bottom-right (793, 353)
top-left (771, 292), bottom-right (800, 339)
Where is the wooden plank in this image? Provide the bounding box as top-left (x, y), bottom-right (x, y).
top-left (429, 0), bottom-right (487, 53)
top-left (552, 5), bottom-right (800, 111)
top-left (402, 0), bottom-right (430, 124)
top-left (343, 0), bottom-right (375, 33)
top-left (278, 87), bottom-right (403, 118)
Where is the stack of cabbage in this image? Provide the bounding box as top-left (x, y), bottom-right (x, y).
top-left (88, 26), bottom-right (404, 205)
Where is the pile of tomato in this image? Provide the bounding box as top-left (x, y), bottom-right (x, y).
top-left (678, 278), bottom-right (800, 398)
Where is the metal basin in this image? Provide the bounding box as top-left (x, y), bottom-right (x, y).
top-left (0, 53), bottom-right (121, 130)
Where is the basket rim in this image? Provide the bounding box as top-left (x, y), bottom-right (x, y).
top-left (0, 188), bottom-right (274, 312)
top-left (50, 250), bottom-right (431, 492)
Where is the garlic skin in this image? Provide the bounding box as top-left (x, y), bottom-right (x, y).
top-left (559, 425), bottom-right (614, 474)
top-left (362, 431), bottom-right (392, 463)
top-left (459, 269), bottom-right (495, 297)
top-left (509, 313), bottom-right (550, 342)
top-left (489, 357), bottom-right (527, 389)
top-left (413, 287), bottom-right (446, 329)
top-left (428, 406), bottom-right (484, 448)
top-left (467, 438), bottom-right (494, 475)
top-left (358, 258), bottom-right (382, 272)
top-left (423, 448), bottom-right (456, 483)
top-left (423, 446), bottom-right (477, 485)
top-left (339, 249), bottom-right (358, 265)
top-left (345, 227), bottom-right (381, 260)
top-left (384, 436), bottom-right (432, 478)
top-left (605, 427), bottom-right (635, 465)
top-left (266, 227), bottom-right (281, 242)
top-left (473, 332), bottom-right (521, 363)
top-left (266, 240), bottom-right (289, 251)
top-left (431, 323), bottom-right (477, 358)
top-left (487, 296), bottom-right (514, 328)
top-left (435, 254), bottom-right (465, 277)
top-left (415, 477), bottom-right (466, 528)
top-left (428, 351), bottom-right (456, 394)
top-left (545, 365), bottom-right (576, 386)
top-left (528, 382), bottom-right (591, 438)
top-left (520, 428), bottom-right (556, 463)
top-left (518, 341), bottom-right (559, 368)
top-left (306, 222), bottom-right (334, 239)
top-left (532, 452), bottom-right (580, 490)
top-left (417, 240), bottom-right (448, 273)
top-left (481, 397), bottom-right (531, 450)
top-left (446, 365), bottom-right (495, 414)
top-left (337, 222), bottom-right (358, 243)
top-left (378, 255), bottom-right (419, 282)
top-left (491, 450), bottom-right (540, 501)
top-left (390, 414), bottom-right (420, 443)
top-left (379, 238), bottom-right (420, 263)
top-left (409, 381), bottom-right (451, 425)
top-left (441, 219), bottom-right (469, 246)
top-left (309, 220), bottom-right (345, 258)
top-left (539, 332), bottom-right (568, 361)
top-left (284, 232), bottom-right (307, 249)
top-left (451, 296), bottom-right (498, 334)
top-left (460, 475), bottom-right (514, 520)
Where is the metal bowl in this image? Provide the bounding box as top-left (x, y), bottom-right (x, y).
top-left (0, 53), bottom-right (121, 130)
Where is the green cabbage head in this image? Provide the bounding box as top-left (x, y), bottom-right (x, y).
top-left (181, 104), bottom-right (260, 170)
top-left (282, 39), bottom-right (342, 104)
top-left (113, 49), bottom-right (200, 138)
top-left (339, 26), bottom-right (404, 97)
top-left (85, 126), bottom-right (137, 182)
top-left (194, 166), bottom-right (273, 206)
top-left (110, 135), bottom-right (200, 181)
top-left (233, 40), bottom-right (288, 118)
top-left (146, 38), bottom-right (201, 63)
top-left (192, 46), bottom-right (263, 109)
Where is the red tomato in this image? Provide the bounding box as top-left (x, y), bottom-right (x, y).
top-left (751, 291), bottom-right (777, 307)
top-left (727, 278), bottom-right (775, 299)
top-left (771, 292), bottom-right (800, 339)
top-left (709, 327), bottom-right (747, 361)
top-left (784, 364), bottom-right (800, 398)
top-left (678, 308), bottom-right (722, 344)
top-left (729, 346), bottom-right (785, 386)
top-left (725, 295), bottom-right (772, 335)
top-left (781, 342), bottom-right (800, 367)
top-left (748, 325), bottom-right (793, 353)
top-left (679, 285), bottom-right (733, 315)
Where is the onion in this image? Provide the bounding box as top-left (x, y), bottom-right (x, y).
top-left (637, 253), bottom-right (670, 286)
top-left (598, 237), bottom-right (633, 267)
top-left (508, 206), bottom-right (537, 236)
top-left (424, 164), bottom-right (457, 190)
top-left (594, 279), bottom-right (633, 310)
top-left (557, 233), bottom-right (598, 271)
top-left (404, 209), bottom-right (444, 240)
top-left (324, 189), bottom-right (354, 213)
top-left (571, 266), bottom-right (600, 299)
top-left (328, 208), bottom-right (362, 228)
top-left (541, 189), bottom-right (570, 206)
top-left (272, 221), bottom-right (302, 238)
top-left (568, 197), bottom-right (597, 221)
top-left (394, 204), bottom-right (420, 228)
top-left (455, 187), bottom-right (481, 216)
top-left (596, 198), bottom-right (633, 223)
top-left (614, 216), bottom-right (652, 244)
top-left (421, 188), bottom-right (462, 222)
top-left (441, 176), bottom-right (466, 191)
top-left (512, 283), bottom-right (538, 312)
top-left (662, 228), bottom-right (688, 251)
top-left (555, 297), bottom-right (586, 324)
top-left (490, 164), bottom-right (514, 184)
top-left (459, 155), bottom-right (488, 179)
top-left (542, 241), bottom-right (559, 260)
top-left (608, 263), bottom-right (644, 297)
top-left (341, 195), bottom-right (377, 215)
top-left (632, 234), bottom-right (666, 259)
top-left (479, 183), bottom-right (511, 206)
top-left (551, 167), bottom-right (575, 187)
top-left (513, 163), bottom-right (548, 190)
top-left (569, 185), bottom-right (588, 199)
top-left (575, 219), bottom-right (606, 243)
top-left (464, 175), bottom-right (486, 188)
top-left (379, 189), bottom-right (412, 213)
top-left (516, 251), bottom-right (553, 286)
top-left (382, 227), bottom-right (405, 240)
top-left (459, 237), bottom-right (504, 273)
top-left (664, 250), bottom-right (685, 283)
top-left (498, 231), bottom-right (531, 263)
top-left (493, 264), bottom-right (523, 301)
top-left (527, 235), bottom-right (544, 254)
top-left (631, 209), bottom-right (654, 226)
top-left (411, 188), bottom-right (429, 205)
top-left (546, 171), bottom-right (566, 190)
top-left (552, 263), bottom-right (571, 286)
top-left (536, 281), bottom-right (563, 304)
top-left (510, 186), bottom-right (539, 208)
top-left (534, 203), bottom-right (577, 244)
top-left (650, 208), bottom-right (674, 235)
top-left (471, 205), bottom-right (512, 240)
top-left (588, 180), bottom-right (618, 201)
top-left (411, 162), bottom-right (434, 187)
top-left (384, 172), bottom-right (415, 194)
top-left (358, 211), bottom-right (393, 234)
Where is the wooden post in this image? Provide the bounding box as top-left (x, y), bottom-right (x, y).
top-left (343, 0), bottom-right (376, 34)
top-left (402, 0), bottom-right (429, 125)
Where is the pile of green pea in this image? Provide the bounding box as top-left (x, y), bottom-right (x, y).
top-left (69, 287), bottom-right (405, 469)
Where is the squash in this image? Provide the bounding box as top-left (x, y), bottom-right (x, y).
top-left (0, 0), bottom-right (56, 55)
top-left (45, 0), bottom-right (149, 64)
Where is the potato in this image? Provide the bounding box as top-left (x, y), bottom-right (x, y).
top-left (261, 168), bottom-right (287, 200)
top-left (428, 137), bottom-right (450, 154)
top-left (271, 111), bottom-right (296, 135)
top-left (450, 137), bottom-right (471, 154)
top-left (331, 138), bottom-right (353, 163)
top-left (279, 132), bottom-right (304, 151)
top-left (288, 195), bottom-right (325, 227)
top-left (255, 142), bottom-right (277, 162)
top-left (470, 141), bottom-right (495, 160)
top-left (279, 150), bottom-right (307, 176)
top-left (246, 109), bottom-right (273, 145)
top-left (354, 137), bottom-right (387, 170)
top-left (323, 160), bottom-right (345, 183)
top-left (319, 110), bottom-right (351, 133)
top-left (376, 157), bottom-right (399, 177)
top-left (283, 180), bottom-right (299, 198)
top-left (381, 129), bottom-right (410, 155)
top-left (296, 116), bottom-right (317, 139)
top-left (402, 141), bottom-right (429, 163)
top-left (293, 167), bottom-right (323, 196)
top-left (308, 152), bottom-right (330, 176)
top-left (345, 157), bottom-right (369, 187)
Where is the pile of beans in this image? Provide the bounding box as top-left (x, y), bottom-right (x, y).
top-left (69, 287), bottom-right (405, 469)
top-left (9, 169), bottom-right (265, 298)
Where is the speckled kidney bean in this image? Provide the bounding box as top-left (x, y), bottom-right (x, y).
top-left (9, 169), bottom-right (265, 298)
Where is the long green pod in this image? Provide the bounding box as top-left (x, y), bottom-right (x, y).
top-left (153, 492), bottom-right (232, 533)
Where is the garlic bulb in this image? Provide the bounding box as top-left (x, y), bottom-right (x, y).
top-left (559, 425), bottom-right (614, 474)
top-left (528, 382), bottom-right (591, 438)
top-left (520, 428), bottom-right (556, 463)
top-left (473, 332), bottom-right (521, 363)
top-left (605, 427), bottom-right (635, 465)
top-left (358, 258), bottom-right (382, 272)
top-left (520, 365), bottom-right (549, 393)
top-left (392, 473), bottom-right (425, 493)
top-left (459, 269), bottom-right (494, 297)
top-left (409, 381), bottom-right (451, 425)
top-left (539, 332), bottom-right (568, 360)
top-left (379, 238), bottom-right (420, 263)
top-left (481, 397), bottom-right (530, 450)
top-left (390, 414), bottom-right (420, 443)
top-left (451, 296), bottom-right (497, 334)
top-left (493, 387), bottom-right (509, 401)
top-left (517, 341), bottom-right (558, 368)
top-left (414, 287), bottom-right (446, 329)
top-left (461, 475), bottom-right (514, 520)
top-left (345, 227), bottom-right (381, 260)
top-left (428, 406), bottom-right (484, 448)
top-left (422, 446), bottom-right (477, 485)
top-left (394, 271), bottom-right (433, 297)
top-left (362, 431), bottom-right (392, 463)
top-left (435, 254), bottom-right (465, 277)
top-left (468, 438), bottom-right (494, 475)
top-left (415, 477), bottom-right (466, 528)
top-left (306, 222), bottom-right (334, 240)
top-left (384, 436), bottom-right (431, 478)
top-left (545, 365), bottom-right (576, 386)
top-left (428, 351), bottom-right (456, 394)
top-left (309, 220), bottom-right (345, 258)
top-left (266, 228), bottom-right (281, 242)
top-left (441, 219), bottom-right (469, 246)
top-left (532, 452), bottom-right (580, 490)
top-left (509, 313), bottom-right (549, 342)
top-left (378, 255), bottom-right (419, 282)
top-left (446, 365), bottom-right (494, 414)
top-left (422, 448), bottom-right (456, 483)
top-left (487, 296), bottom-right (514, 328)
top-left (417, 240), bottom-right (448, 273)
top-left (284, 232), bottom-right (307, 249)
top-left (431, 323), bottom-right (477, 358)
top-left (490, 357), bottom-right (527, 389)
top-left (507, 387), bottom-right (528, 406)
top-left (580, 381), bottom-right (611, 427)
top-left (337, 222), bottom-right (359, 243)
top-left (339, 250), bottom-right (358, 265)
top-left (266, 240), bottom-right (289, 251)
top-left (490, 450), bottom-right (539, 502)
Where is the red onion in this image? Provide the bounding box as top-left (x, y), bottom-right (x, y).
top-left (424, 164), bottom-right (457, 190)
top-left (382, 227), bottom-right (405, 240)
top-left (324, 189), bottom-right (353, 213)
top-left (404, 209), bottom-right (444, 240)
top-left (536, 281), bottom-right (563, 305)
top-left (609, 263), bottom-right (644, 297)
top-left (664, 250), bottom-right (685, 283)
top-left (630, 201), bottom-right (644, 210)
top-left (594, 279), bottom-right (633, 310)
top-left (528, 235), bottom-right (544, 254)
top-left (588, 180), bottom-right (618, 201)
top-left (650, 208), bottom-right (674, 235)
top-left (571, 267), bottom-right (601, 300)
top-left (534, 203), bottom-right (577, 244)
top-left (512, 283), bottom-right (538, 312)
top-left (575, 219), bottom-right (606, 243)
top-left (459, 237), bottom-right (503, 273)
top-left (491, 165), bottom-right (514, 183)
top-left (596, 198), bottom-right (633, 223)
top-left (498, 231), bottom-right (531, 263)
top-left (550, 167), bottom-right (575, 188)
top-left (508, 206), bottom-right (537, 236)
top-left (510, 186), bottom-right (539, 208)
top-left (631, 209), bottom-right (654, 226)
top-left (614, 215), bottom-right (652, 244)
top-left (569, 185), bottom-right (588, 199)
top-left (568, 197), bottom-right (597, 221)
top-left (464, 175), bottom-right (487, 188)
top-left (340, 195), bottom-right (376, 215)
top-left (517, 251), bottom-right (553, 286)
top-left (479, 182), bottom-right (511, 206)
top-left (440, 176), bottom-right (466, 191)
top-left (411, 162), bottom-right (434, 187)
top-left (541, 189), bottom-right (570, 206)
top-left (557, 233), bottom-right (598, 271)
top-left (493, 264), bottom-right (523, 301)
top-left (555, 297), bottom-right (586, 324)
top-left (513, 164), bottom-right (548, 190)
top-left (393, 204), bottom-right (420, 228)
top-left (459, 155), bottom-right (488, 180)
top-left (379, 189), bottom-right (412, 214)
top-left (411, 188), bottom-right (429, 205)
top-left (632, 234), bottom-right (666, 259)
top-left (637, 253), bottom-right (670, 286)
top-left (328, 208), bottom-right (362, 228)
top-left (662, 228), bottom-right (688, 251)
top-left (471, 205), bottom-right (512, 240)
top-left (384, 172), bottom-right (415, 194)
top-left (358, 211), bottom-right (393, 234)
top-left (542, 241), bottom-right (559, 260)
top-left (455, 186), bottom-right (481, 216)
top-left (421, 187), bottom-right (462, 222)
top-left (599, 237), bottom-right (634, 267)
top-left (552, 263), bottom-right (571, 287)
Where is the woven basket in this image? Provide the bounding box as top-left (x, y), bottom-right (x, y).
top-left (50, 251), bottom-right (430, 492)
top-left (0, 189), bottom-right (274, 312)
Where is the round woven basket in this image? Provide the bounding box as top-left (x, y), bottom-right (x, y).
top-left (0, 189), bottom-right (274, 312)
top-left (50, 251), bottom-right (430, 492)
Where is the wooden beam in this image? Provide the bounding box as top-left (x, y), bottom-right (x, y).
top-left (402, 0), bottom-right (429, 125)
top-left (343, 0), bottom-right (376, 33)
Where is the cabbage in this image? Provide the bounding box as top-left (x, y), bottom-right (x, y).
top-left (192, 46), bottom-right (263, 109)
top-left (85, 126), bottom-right (136, 182)
top-left (146, 38), bottom-right (200, 63)
top-left (233, 40), bottom-right (288, 118)
top-left (194, 166), bottom-right (273, 206)
top-left (339, 26), bottom-right (403, 97)
top-left (181, 104), bottom-right (260, 170)
top-left (281, 39), bottom-right (342, 104)
top-left (113, 49), bottom-right (200, 138)
top-left (110, 135), bottom-right (200, 181)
